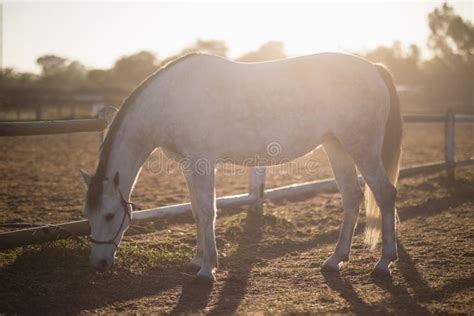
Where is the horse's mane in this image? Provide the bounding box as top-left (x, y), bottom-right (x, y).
top-left (86, 53), bottom-right (200, 211)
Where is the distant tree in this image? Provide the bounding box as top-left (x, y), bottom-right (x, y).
top-left (87, 69), bottom-right (110, 90)
top-left (63, 61), bottom-right (87, 86)
top-left (361, 41), bottom-right (422, 85)
top-left (16, 72), bottom-right (38, 86)
top-left (237, 41), bottom-right (286, 62)
top-left (0, 67), bottom-right (38, 89)
top-left (428, 2), bottom-right (474, 62)
top-left (0, 68), bottom-right (18, 86)
top-left (36, 55), bottom-right (67, 77)
top-left (424, 2), bottom-right (473, 112)
top-left (110, 51), bottom-right (159, 89)
top-left (156, 39), bottom-right (229, 77)
top-left (182, 39), bottom-right (228, 57)
top-left (36, 54), bottom-right (86, 89)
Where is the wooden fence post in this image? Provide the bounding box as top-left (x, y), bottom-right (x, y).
top-left (249, 167), bottom-right (266, 213)
top-left (444, 110), bottom-right (455, 181)
top-left (97, 106), bottom-right (118, 144)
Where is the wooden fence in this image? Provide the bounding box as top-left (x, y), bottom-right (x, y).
top-left (0, 110), bottom-right (473, 250)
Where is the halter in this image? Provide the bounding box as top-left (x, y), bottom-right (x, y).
top-left (88, 190), bottom-right (137, 248)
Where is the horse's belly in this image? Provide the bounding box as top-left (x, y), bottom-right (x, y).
top-left (217, 137), bottom-right (324, 167)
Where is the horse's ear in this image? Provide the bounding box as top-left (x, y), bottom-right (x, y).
top-left (80, 169), bottom-right (93, 189)
top-left (114, 171), bottom-right (120, 188)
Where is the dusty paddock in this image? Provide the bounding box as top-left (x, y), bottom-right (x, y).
top-left (0, 123), bottom-right (473, 314)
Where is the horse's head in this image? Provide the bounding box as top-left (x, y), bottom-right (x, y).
top-left (81, 169), bottom-right (131, 271)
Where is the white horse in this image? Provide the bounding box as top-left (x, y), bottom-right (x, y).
top-left (81, 52), bottom-right (402, 280)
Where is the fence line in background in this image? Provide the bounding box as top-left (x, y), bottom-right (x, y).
top-left (0, 119), bottom-right (107, 136)
top-left (1, 112), bottom-right (471, 137)
top-left (0, 110), bottom-right (473, 249)
top-left (1, 158), bottom-right (472, 250)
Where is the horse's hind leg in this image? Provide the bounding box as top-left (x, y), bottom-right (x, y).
top-left (321, 138), bottom-right (363, 272)
top-left (350, 148), bottom-right (398, 276)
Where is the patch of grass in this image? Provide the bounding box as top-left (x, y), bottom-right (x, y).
top-left (1, 238), bottom-right (89, 268)
top-left (118, 242), bottom-right (192, 273)
top-left (270, 205), bottom-right (294, 223)
top-left (1, 237), bottom-right (193, 277)
top-left (221, 212), bottom-right (247, 240)
top-left (0, 238), bottom-right (194, 313)
top-left (260, 206), bottom-right (296, 237)
top-left (220, 211), bottom-right (246, 227)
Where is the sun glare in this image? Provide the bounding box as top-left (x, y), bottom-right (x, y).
top-left (4, 1), bottom-right (472, 72)
top-left (1, 1), bottom-right (474, 314)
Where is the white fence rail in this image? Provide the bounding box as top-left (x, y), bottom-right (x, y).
top-left (0, 111), bottom-right (473, 249)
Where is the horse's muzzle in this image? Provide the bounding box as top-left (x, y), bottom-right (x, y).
top-left (90, 256), bottom-right (114, 271)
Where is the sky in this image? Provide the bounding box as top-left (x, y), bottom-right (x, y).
top-left (2, 0), bottom-right (473, 73)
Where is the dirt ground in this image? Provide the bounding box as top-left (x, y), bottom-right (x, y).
top-left (0, 123), bottom-right (473, 314)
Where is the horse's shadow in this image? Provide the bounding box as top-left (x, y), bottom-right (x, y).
top-left (158, 207), bottom-right (264, 315)
top-left (170, 276), bottom-right (214, 315)
top-left (320, 246), bottom-right (430, 315)
top-left (321, 240), bottom-right (473, 315)
top-left (322, 272), bottom-right (384, 314)
top-left (0, 242), bottom-right (189, 314)
top-left (206, 172), bottom-right (474, 314)
top-left (209, 208), bottom-right (264, 315)
top-left (2, 172), bottom-right (473, 314)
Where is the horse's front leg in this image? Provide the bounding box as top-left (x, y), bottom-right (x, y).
top-left (185, 160), bottom-right (218, 281)
top-left (184, 173), bottom-right (204, 269)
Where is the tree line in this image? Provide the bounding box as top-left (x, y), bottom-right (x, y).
top-left (1, 3), bottom-right (472, 113)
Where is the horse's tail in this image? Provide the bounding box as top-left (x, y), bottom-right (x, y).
top-left (364, 63), bottom-right (403, 249)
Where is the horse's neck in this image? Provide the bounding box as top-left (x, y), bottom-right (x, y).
top-left (106, 116), bottom-right (156, 200)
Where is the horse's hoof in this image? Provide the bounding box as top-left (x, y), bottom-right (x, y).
top-left (370, 267), bottom-right (392, 279)
top-left (321, 262), bottom-right (340, 274)
top-left (184, 261), bottom-right (200, 271)
top-left (197, 268), bottom-right (216, 282)
top-left (188, 256), bottom-right (202, 269)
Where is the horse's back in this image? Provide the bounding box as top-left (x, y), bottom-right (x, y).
top-left (153, 52), bottom-right (389, 163)
top-left (164, 52), bottom-right (384, 112)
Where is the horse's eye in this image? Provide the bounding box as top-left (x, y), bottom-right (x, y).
top-left (104, 213), bottom-right (115, 222)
